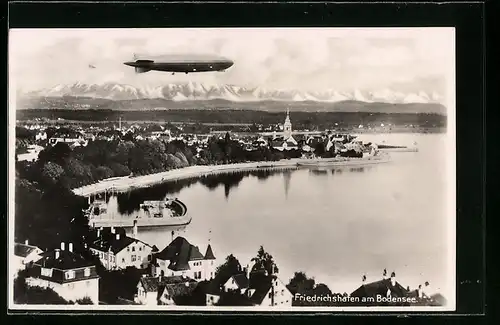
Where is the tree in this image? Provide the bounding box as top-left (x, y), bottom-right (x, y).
top-left (174, 280), bottom-right (209, 306)
top-left (251, 246), bottom-right (279, 275)
top-left (214, 254), bottom-right (243, 285)
top-left (41, 161), bottom-right (65, 185)
top-left (75, 297), bottom-right (94, 305)
top-left (38, 142), bottom-right (72, 165)
top-left (109, 162), bottom-right (131, 177)
top-left (174, 151), bottom-right (189, 167)
top-left (216, 290), bottom-right (253, 306)
top-left (314, 141), bottom-right (326, 156)
top-left (95, 165), bottom-right (114, 180)
top-left (99, 267), bottom-right (143, 304)
top-left (287, 272), bottom-right (315, 295)
top-left (14, 271), bottom-right (69, 305)
top-left (287, 272), bottom-right (334, 306)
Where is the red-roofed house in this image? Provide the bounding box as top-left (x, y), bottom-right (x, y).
top-left (26, 242), bottom-right (99, 304)
top-left (152, 236), bottom-right (216, 282)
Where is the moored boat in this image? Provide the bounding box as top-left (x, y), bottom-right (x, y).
top-left (297, 153), bottom-right (391, 168)
top-left (85, 198), bottom-right (192, 228)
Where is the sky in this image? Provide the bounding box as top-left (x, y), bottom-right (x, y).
top-left (9, 28), bottom-right (455, 96)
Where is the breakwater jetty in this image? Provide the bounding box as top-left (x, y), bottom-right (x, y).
top-left (72, 157), bottom-right (391, 197)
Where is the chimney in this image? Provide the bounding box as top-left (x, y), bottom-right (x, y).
top-left (69, 243), bottom-right (73, 252)
top-left (97, 228), bottom-right (101, 238)
top-left (61, 242), bottom-right (65, 251)
top-left (362, 274), bottom-right (367, 284)
top-left (418, 285), bottom-right (423, 298)
top-left (382, 268), bottom-right (387, 280)
top-left (25, 239), bottom-right (29, 245)
top-left (55, 249), bottom-right (60, 259)
top-left (133, 220), bottom-right (138, 239)
top-left (116, 233), bottom-right (120, 240)
top-left (111, 226), bottom-right (115, 234)
top-left (390, 271), bottom-right (396, 286)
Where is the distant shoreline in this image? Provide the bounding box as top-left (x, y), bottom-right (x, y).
top-left (72, 157), bottom-right (392, 197)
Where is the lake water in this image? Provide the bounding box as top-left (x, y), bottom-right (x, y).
top-left (104, 133), bottom-right (454, 300)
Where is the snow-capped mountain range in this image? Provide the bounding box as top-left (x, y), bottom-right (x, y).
top-left (19, 81), bottom-right (445, 105)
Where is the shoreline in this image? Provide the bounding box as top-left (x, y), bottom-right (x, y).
top-left (72, 156), bottom-right (391, 197)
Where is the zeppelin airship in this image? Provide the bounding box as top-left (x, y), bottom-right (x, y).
top-left (124, 54), bottom-right (234, 75)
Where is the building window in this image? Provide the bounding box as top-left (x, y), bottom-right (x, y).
top-left (281, 290), bottom-right (284, 295)
top-left (268, 292), bottom-right (272, 299)
top-left (65, 270), bottom-right (75, 279)
top-left (139, 246), bottom-right (142, 252)
top-left (147, 255), bottom-right (151, 261)
top-left (131, 255), bottom-right (136, 262)
top-left (122, 258), bottom-right (125, 263)
top-left (84, 268), bottom-right (90, 277)
top-left (41, 267), bottom-right (52, 277)
top-left (127, 247), bottom-right (130, 252)
top-left (132, 246), bottom-right (135, 252)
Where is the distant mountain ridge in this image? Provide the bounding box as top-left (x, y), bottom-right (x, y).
top-left (16, 82), bottom-right (447, 115)
top-left (19, 81), bottom-right (445, 105)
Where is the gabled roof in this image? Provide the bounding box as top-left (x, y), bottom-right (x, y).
top-left (350, 278), bottom-right (409, 298)
top-left (206, 280), bottom-right (224, 296)
top-left (89, 233), bottom-right (152, 255)
top-left (204, 244), bottom-right (216, 260)
top-left (14, 243), bottom-right (42, 258)
top-left (155, 237), bottom-right (205, 271)
top-left (34, 249), bottom-right (95, 270)
top-left (247, 271), bottom-right (274, 305)
top-left (139, 276), bottom-right (164, 293)
top-left (229, 273), bottom-right (249, 289)
top-left (162, 281), bottom-right (198, 299)
top-left (139, 275), bottom-right (197, 296)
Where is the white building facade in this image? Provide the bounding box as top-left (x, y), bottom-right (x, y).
top-left (26, 242), bottom-right (99, 304)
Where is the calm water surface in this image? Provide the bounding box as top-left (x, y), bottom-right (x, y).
top-left (104, 133), bottom-right (453, 298)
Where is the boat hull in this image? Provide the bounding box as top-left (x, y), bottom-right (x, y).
top-left (86, 198), bottom-right (191, 229)
top-left (89, 214), bottom-right (192, 228)
top-left (297, 156), bottom-right (391, 167)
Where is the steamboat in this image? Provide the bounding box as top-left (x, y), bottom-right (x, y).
top-left (84, 197), bottom-right (192, 229)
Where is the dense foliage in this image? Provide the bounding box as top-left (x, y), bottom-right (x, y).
top-left (14, 270), bottom-right (70, 305)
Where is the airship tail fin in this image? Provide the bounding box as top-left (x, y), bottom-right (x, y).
top-left (135, 67), bottom-right (151, 73)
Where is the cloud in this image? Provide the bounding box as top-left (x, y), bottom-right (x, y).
top-left (9, 28), bottom-right (454, 95)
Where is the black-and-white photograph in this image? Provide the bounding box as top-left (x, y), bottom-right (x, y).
top-left (9, 27), bottom-right (455, 311)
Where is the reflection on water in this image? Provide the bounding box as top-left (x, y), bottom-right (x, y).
top-left (99, 134), bottom-right (451, 298)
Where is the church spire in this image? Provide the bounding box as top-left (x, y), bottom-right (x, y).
top-left (283, 107), bottom-right (292, 139)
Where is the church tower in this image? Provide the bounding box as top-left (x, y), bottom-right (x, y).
top-left (283, 108), bottom-right (292, 140)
